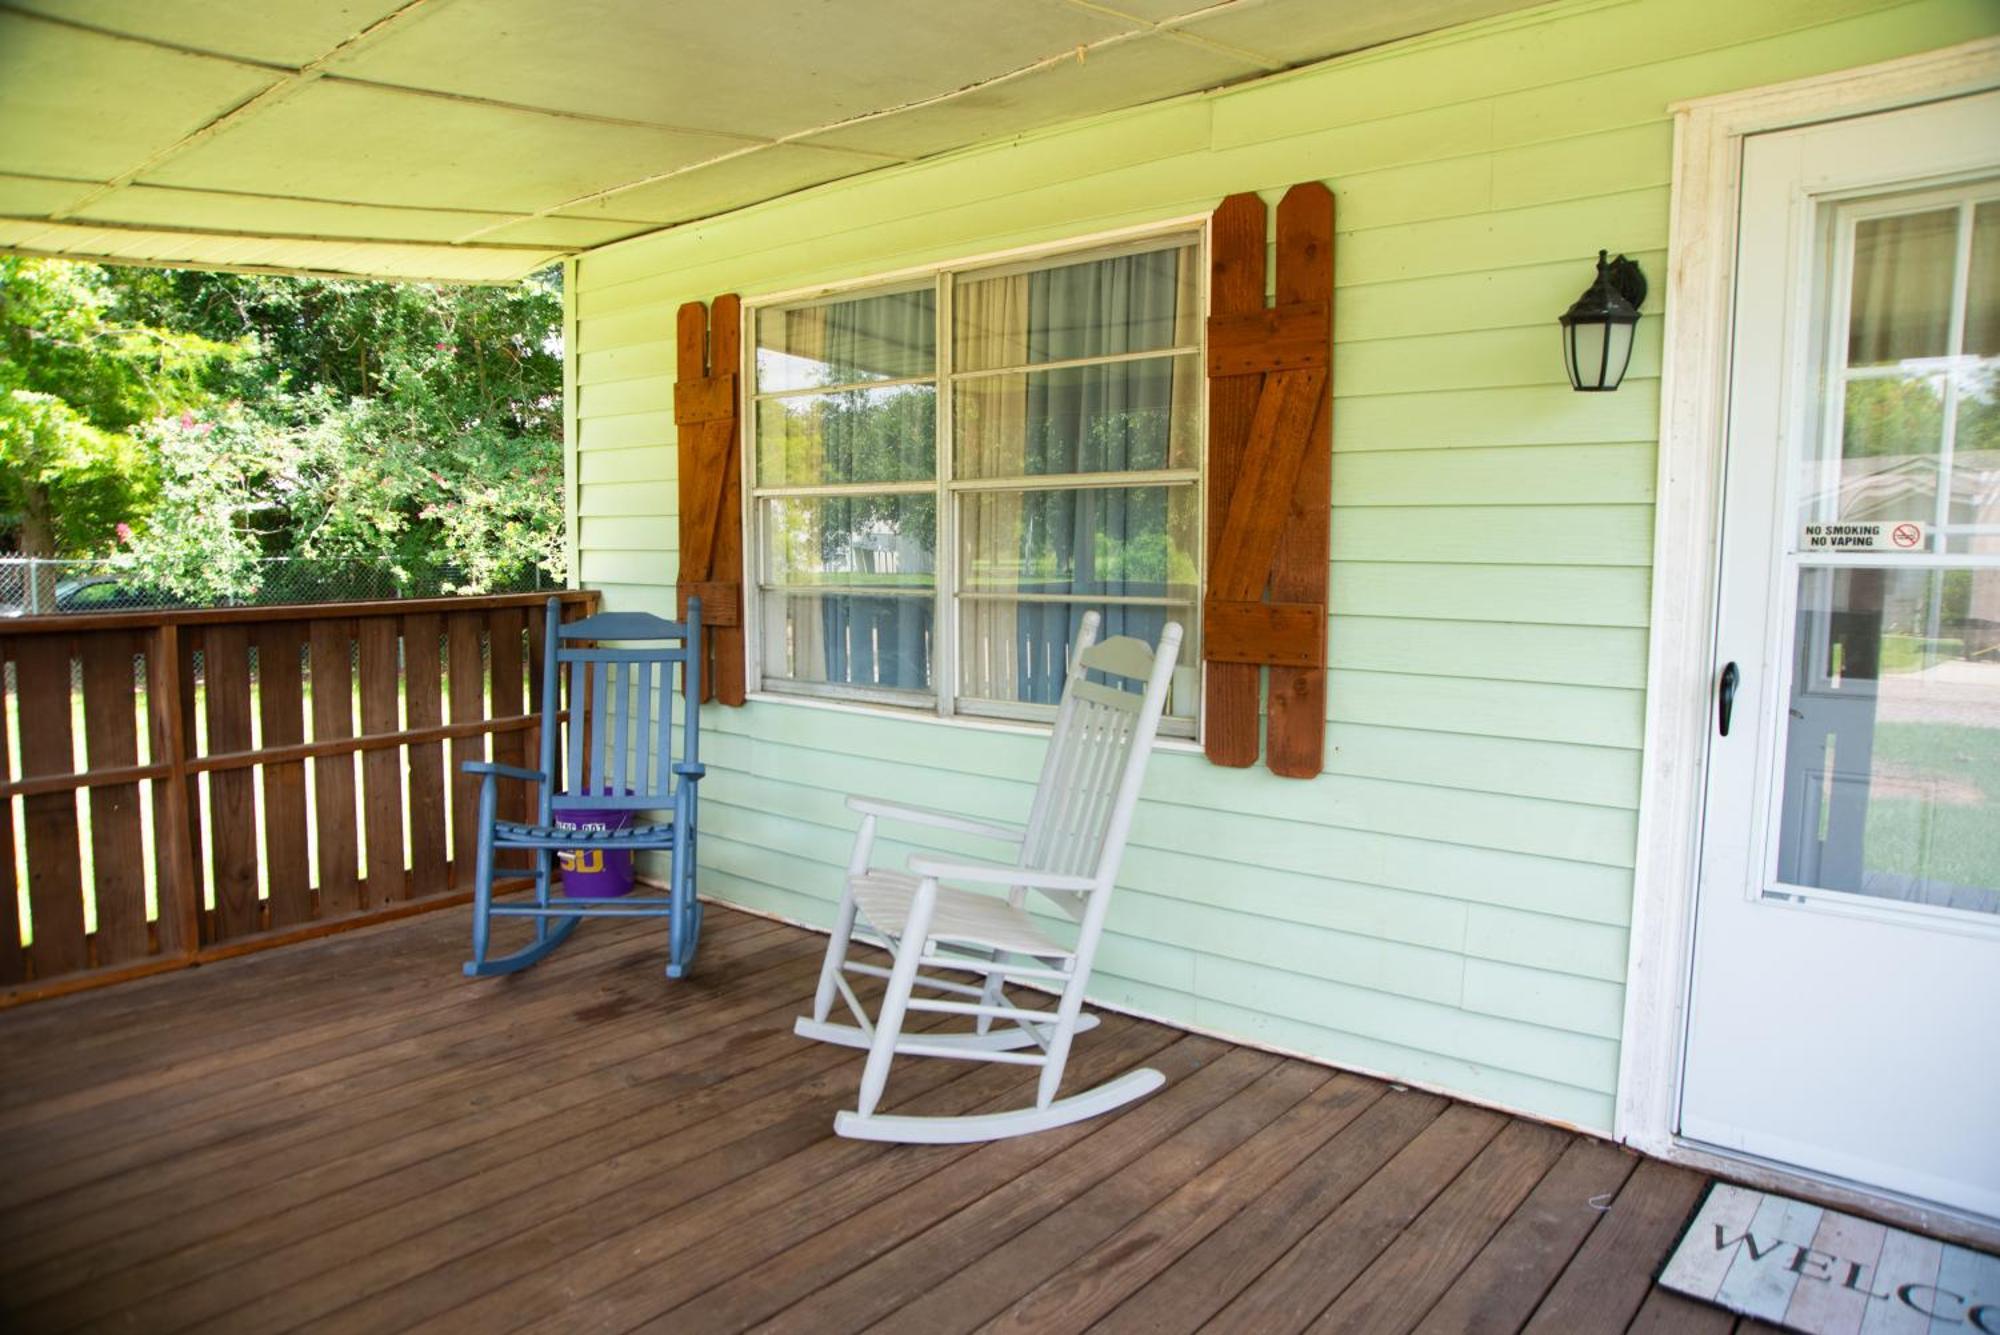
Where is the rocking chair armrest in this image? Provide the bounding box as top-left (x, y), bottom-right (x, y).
top-left (845, 795), bottom-right (1025, 844)
top-left (672, 762), bottom-right (706, 780)
top-left (461, 761), bottom-right (548, 785)
top-left (903, 854), bottom-right (1097, 893)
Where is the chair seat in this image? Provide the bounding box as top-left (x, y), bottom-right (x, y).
top-left (850, 869), bottom-right (1072, 958)
top-left (492, 818), bottom-right (677, 848)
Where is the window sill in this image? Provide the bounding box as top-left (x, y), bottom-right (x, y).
top-left (738, 689), bottom-right (1205, 755)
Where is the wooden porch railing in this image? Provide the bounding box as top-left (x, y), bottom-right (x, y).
top-left (0, 589), bottom-right (599, 1005)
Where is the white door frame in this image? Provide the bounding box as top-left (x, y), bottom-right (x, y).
top-left (1617, 34), bottom-right (2000, 1235)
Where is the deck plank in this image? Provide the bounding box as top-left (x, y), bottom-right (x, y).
top-left (0, 905), bottom-right (1734, 1335)
top-left (1412, 1135), bottom-right (1641, 1335)
top-left (1093, 1085), bottom-right (1450, 1335)
top-left (1524, 1157), bottom-right (1711, 1334)
top-left (1306, 1117), bottom-right (1574, 1333)
top-left (979, 1073), bottom-right (1386, 1334)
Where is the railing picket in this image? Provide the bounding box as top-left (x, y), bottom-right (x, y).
top-left (401, 613), bottom-right (448, 898)
top-left (15, 636), bottom-right (86, 976)
top-left (446, 612), bottom-right (486, 886)
top-left (79, 632), bottom-right (148, 963)
top-left (147, 625), bottom-right (200, 959)
top-left (357, 617), bottom-right (407, 904)
top-left (309, 620), bottom-right (361, 917)
top-left (487, 608), bottom-right (527, 825)
top-left (254, 622), bottom-right (312, 928)
top-left (203, 625), bottom-right (261, 941)
top-left (177, 628), bottom-right (205, 942)
top-left (0, 652), bottom-right (26, 984)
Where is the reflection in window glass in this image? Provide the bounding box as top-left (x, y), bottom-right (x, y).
top-left (755, 288), bottom-right (936, 392)
top-left (761, 495), bottom-right (936, 588)
top-left (1813, 375), bottom-right (1945, 528)
top-left (960, 600), bottom-right (1191, 709)
top-left (1848, 209), bottom-right (1957, 366)
top-left (1776, 567), bottom-right (2000, 915)
top-left (1969, 202), bottom-right (1999, 359)
top-left (754, 385), bottom-right (935, 488)
top-left (762, 592), bottom-right (933, 692)
top-left (955, 245), bottom-right (1198, 372)
top-left (958, 487), bottom-right (1198, 600)
top-left (954, 359), bottom-right (1199, 478)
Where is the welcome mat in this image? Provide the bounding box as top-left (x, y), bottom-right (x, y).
top-left (1659, 1183), bottom-right (1998, 1333)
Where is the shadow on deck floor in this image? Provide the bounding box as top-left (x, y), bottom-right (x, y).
top-left (0, 902), bottom-right (1756, 1333)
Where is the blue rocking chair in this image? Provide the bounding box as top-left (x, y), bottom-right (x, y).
top-left (463, 596), bottom-right (705, 979)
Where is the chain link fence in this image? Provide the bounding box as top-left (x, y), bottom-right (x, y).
top-left (0, 556), bottom-right (558, 617)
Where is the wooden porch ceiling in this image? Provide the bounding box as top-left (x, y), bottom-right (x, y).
top-left (0, 900), bottom-right (1760, 1333)
top-left (0, 0), bottom-right (1547, 283)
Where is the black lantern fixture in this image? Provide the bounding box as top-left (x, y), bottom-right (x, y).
top-left (1560, 250), bottom-right (1646, 392)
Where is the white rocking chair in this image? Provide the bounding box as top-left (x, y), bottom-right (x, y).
top-left (794, 612), bottom-right (1184, 1143)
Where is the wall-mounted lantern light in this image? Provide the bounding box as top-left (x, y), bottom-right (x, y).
top-left (1560, 250), bottom-right (1646, 392)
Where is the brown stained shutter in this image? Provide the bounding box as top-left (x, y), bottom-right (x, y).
top-left (673, 295), bottom-right (746, 706)
top-left (1202, 185), bottom-right (1333, 778)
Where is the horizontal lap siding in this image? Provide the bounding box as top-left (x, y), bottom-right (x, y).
top-left (570, 0), bottom-right (1999, 1132)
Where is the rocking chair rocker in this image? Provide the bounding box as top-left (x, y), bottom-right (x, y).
top-left (794, 612), bottom-right (1184, 1143)
top-left (463, 596), bottom-right (705, 980)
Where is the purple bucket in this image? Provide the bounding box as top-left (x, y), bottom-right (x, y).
top-left (554, 805), bottom-right (636, 899)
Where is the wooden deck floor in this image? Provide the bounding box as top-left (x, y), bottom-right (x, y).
top-left (0, 902), bottom-right (1763, 1334)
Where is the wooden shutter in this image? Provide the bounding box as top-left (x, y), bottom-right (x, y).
top-left (1203, 184), bottom-right (1333, 778)
top-left (674, 294), bottom-right (746, 706)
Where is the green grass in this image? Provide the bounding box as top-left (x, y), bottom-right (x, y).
top-left (1862, 721), bottom-right (2000, 893)
top-left (1879, 633), bottom-right (1966, 675)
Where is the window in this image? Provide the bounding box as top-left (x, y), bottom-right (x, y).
top-left (748, 232), bottom-right (1203, 733)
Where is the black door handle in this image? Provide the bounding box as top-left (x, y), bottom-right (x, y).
top-left (1718, 661), bottom-right (1739, 737)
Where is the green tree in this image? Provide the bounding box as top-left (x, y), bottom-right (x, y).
top-left (0, 257), bottom-right (235, 557)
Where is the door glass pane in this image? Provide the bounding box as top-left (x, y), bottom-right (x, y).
top-left (1819, 374), bottom-right (1947, 529)
top-left (1948, 365), bottom-right (2000, 555)
top-left (1968, 201), bottom-right (1999, 358)
top-left (1775, 566), bottom-right (2000, 914)
top-left (1847, 208), bottom-right (1957, 366)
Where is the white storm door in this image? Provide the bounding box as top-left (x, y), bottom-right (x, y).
top-left (1680, 90), bottom-right (2000, 1220)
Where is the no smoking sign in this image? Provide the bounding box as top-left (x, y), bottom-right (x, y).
top-left (1802, 520), bottom-right (1928, 552)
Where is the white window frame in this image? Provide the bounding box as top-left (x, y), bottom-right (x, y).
top-left (739, 217), bottom-right (1210, 737)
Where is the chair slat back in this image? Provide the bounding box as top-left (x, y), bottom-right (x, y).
top-left (537, 597), bottom-right (702, 818)
top-left (1019, 613), bottom-right (1184, 921)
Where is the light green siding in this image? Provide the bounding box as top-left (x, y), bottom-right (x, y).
top-left (569, 0), bottom-right (1998, 1133)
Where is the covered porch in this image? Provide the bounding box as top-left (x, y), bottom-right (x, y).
top-left (0, 901), bottom-right (1728, 1335)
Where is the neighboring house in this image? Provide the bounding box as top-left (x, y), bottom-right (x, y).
top-left (3, 0), bottom-right (1995, 1238)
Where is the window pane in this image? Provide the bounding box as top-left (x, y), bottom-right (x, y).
top-left (763, 592), bottom-right (933, 693)
top-left (959, 600), bottom-right (1194, 711)
top-left (1967, 201), bottom-right (1998, 358)
top-left (1848, 208), bottom-right (1957, 366)
top-left (1948, 367), bottom-right (2000, 554)
top-left (1774, 565), bottom-right (2000, 915)
top-left (954, 356), bottom-right (1199, 479)
top-left (762, 494), bottom-right (936, 587)
top-left (955, 244), bottom-right (1198, 373)
top-left (1802, 374), bottom-right (1946, 534)
top-left (755, 288), bottom-right (935, 392)
top-left (959, 485), bottom-right (1198, 600)
top-left (755, 384), bottom-right (936, 488)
